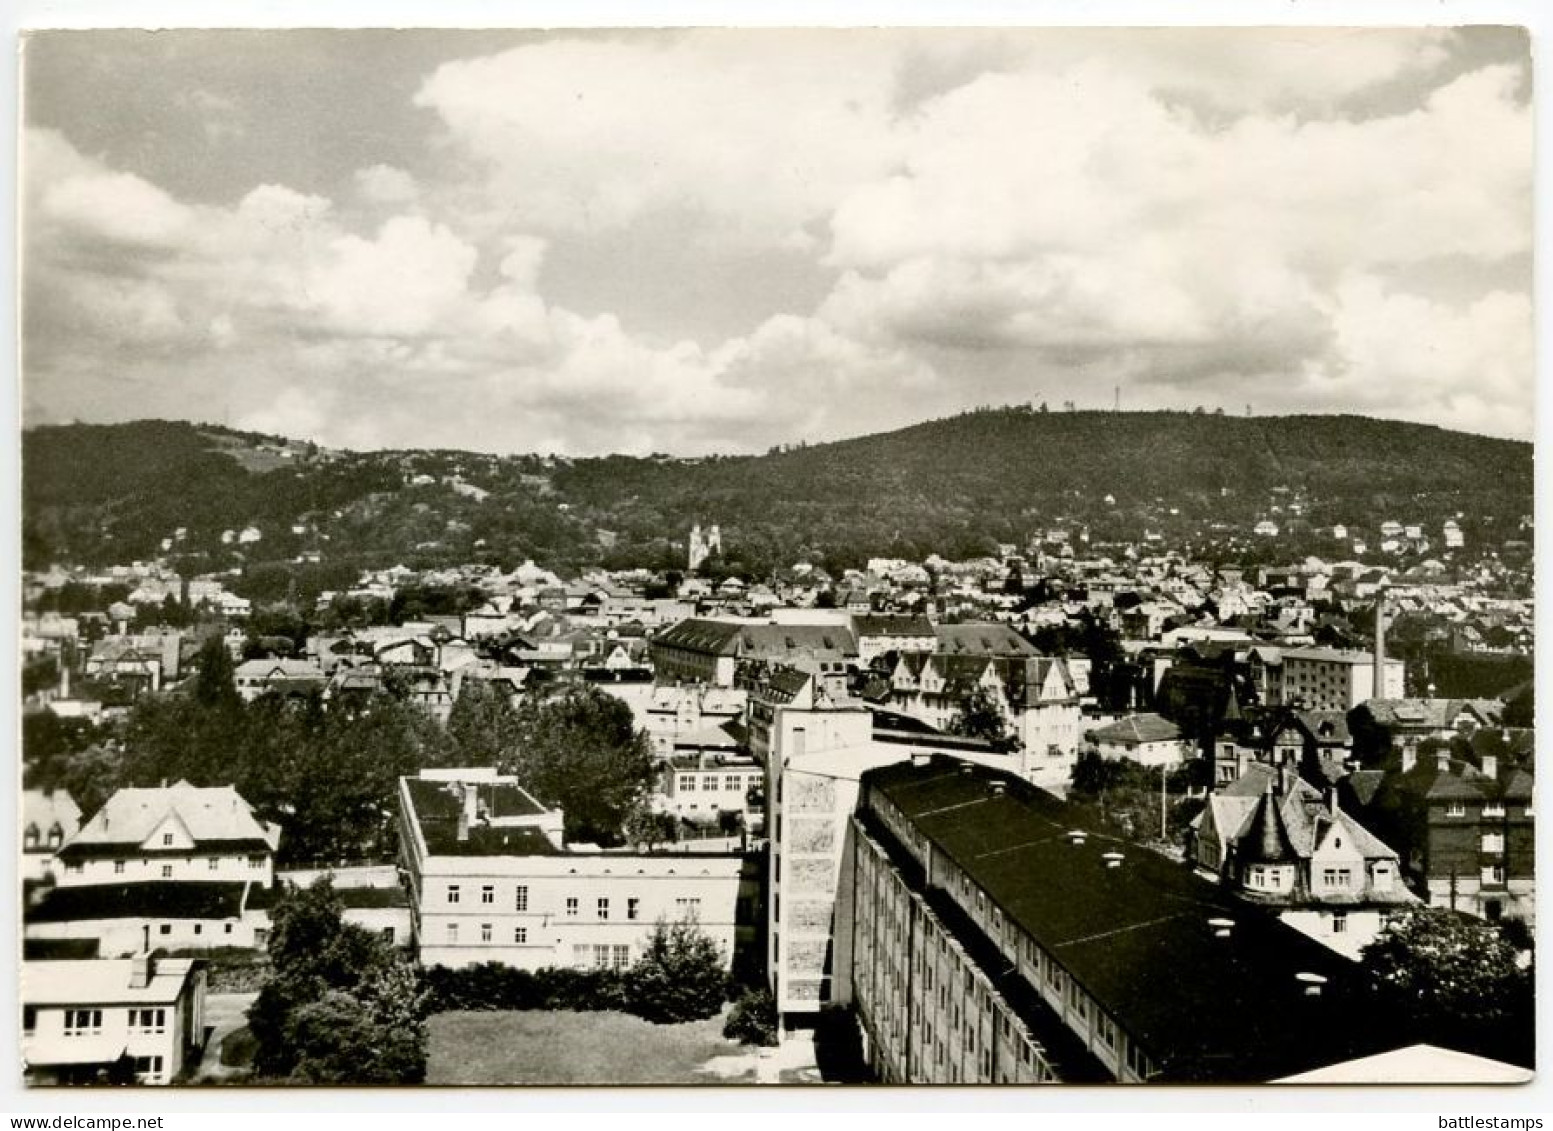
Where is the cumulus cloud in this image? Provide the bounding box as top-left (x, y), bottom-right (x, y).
top-left (21, 29), bottom-right (1534, 452)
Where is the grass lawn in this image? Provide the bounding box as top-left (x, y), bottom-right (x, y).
top-left (426, 1009), bottom-right (758, 1086)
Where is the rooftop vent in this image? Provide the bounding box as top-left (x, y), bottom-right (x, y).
top-left (1208, 917), bottom-right (1235, 938)
top-left (960, 762), bottom-right (975, 775)
top-left (1296, 972), bottom-right (1328, 997)
top-left (1102, 851), bottom-right (1125, 869)
top-left (1068, 829), bottom-right (1087, 846)
top-left (989, 780), bottom-right (1007, 797)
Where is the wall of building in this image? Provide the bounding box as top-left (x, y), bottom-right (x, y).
top-left (57, 852), bottom-right (274, 889)
top-left (408, 852), bottom-right (742, 971)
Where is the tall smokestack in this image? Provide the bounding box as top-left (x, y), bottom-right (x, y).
top-left (1373, 591), bottom-right (1387, 700)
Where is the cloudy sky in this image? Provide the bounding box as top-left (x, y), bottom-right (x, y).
top-left (20, 27), bottom-right (1533, 455)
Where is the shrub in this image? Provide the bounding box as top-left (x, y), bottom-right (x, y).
top-left (722, 987), bottom-right (778, 1047)
top-left (625, 919), bottom-right (729, 1025)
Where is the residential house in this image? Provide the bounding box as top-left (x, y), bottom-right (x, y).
top-left (1191, 765), bottom-right (1416, 959)
top-left (1087, 713), bottom-right (1189, 768)
top-left (23, 789), bottom-right (82, 886)
top-left (22, 955), bottom-right (206, 1085)
top-left (1354, 745), bottom-right (1535, 925)
top-left (54, 782), bottom-right (281, 890)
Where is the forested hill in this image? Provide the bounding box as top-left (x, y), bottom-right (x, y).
top-left (22, 409), bottom-right (1534, 584)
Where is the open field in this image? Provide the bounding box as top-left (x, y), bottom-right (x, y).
top-left (426, 1009), bottom-right (761, 1086)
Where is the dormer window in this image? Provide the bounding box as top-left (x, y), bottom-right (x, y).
top-left (23, 824), bottom-right (40, 850)
top-left (1446, 803), bottom-right (1466, 818)
top-left (162, 833), bottom-right (174, 846)
top-left (1483, 803), bottom-right (1505, 818)
top-left (47, 824), bottom-right (64, 848)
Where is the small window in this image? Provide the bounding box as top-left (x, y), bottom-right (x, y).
top-left (447, 885), bottom-right (461, 904)
top-left (114, 860), bottom-right (126, 875)
top-left (566, 897), bottom-right (579, 917)
top-left (1332, 912), bottom-right (1348, 935)
top-left (481, 885), bottom-right (495, 905)
top-left (446, 923), bottom-right (459, 943)
top-left (132, 1055), bottom-right (164, 1079)
top-left (208, 857), bottom-right (219, 871)
top-left (628, 897), bottom-right (640, 921)
top-left (480, 923), bottom-right (493, 942)
top-left (161, 864), bottom-right (174, 879)
top-left (1447, 803), bottom-right (1467, 818)
top-left (64, 1009), bottom-right (103, 1036)
top-left (598, 897), bottom-right (610, 920)
top-left (22, 1006), bottom-right (36, 1035)
top-left (515, 886), bottom-right (529, 912)
top-left (248, 855), bottom-right (265, 868)
top-left (679, 775), bottom-right (696, 792)
top-left (162, 833), bottom-right (174, 846)
top-left (381, 927), bottom-right (396, 944)
top-left (159, 923), bottom-right (172, 936)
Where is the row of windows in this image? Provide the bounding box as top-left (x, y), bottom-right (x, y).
top-left (67, 855), bottom-right (265, 877)
top-left (447, 884), bottom-right (700, 921)
top-left (446, 923), bottom-right (529, 944)
top-left (675, 774), bottom-right (757, 793)
top-left (574, 943), bottom-right (632, 970)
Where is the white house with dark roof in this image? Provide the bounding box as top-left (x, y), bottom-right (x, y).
top-left (22, 955), bottom-right (206, 1086)
top-left (55, 782), bottom-right (281, 889)
top-left (1088, 713), bottom-right (1189, 767)
top-left (1191, 764), bottom-right (1416, 959)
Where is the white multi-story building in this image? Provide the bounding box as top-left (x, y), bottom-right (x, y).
top-left (397, 769), bottom-right (744, 972)
top-left (54, 782), bottom-right (281, 889)
top-left (1276, 647), bottom-right (1405, 713)
top-left (22, 955), bottom-right (206, 1085)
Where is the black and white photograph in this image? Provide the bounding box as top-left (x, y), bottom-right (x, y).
top-left (11, 14), bottom-right (1540, 1099)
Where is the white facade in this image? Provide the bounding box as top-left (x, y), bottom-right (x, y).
top-left (398, 772), bottom-right (742, 972)
top-left (22, 957), bottom-right (205, 1086)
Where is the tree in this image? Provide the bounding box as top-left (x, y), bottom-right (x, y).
top-left (946, 686), bottom-right (1014, 750)
top-left (248, 878), bottom-right (427, 1083)
top-left (1361, 905), bottom-right (1534, 1067)
top-left (723, 987), bottom-right (778, 1046)
top-left (625, 918), bottom-right (730, 1024)
top-left (504, 685), bottom-right (656, 846)
top-left (445, 679), bottom-right (522, 766)
top-left (192, 636), bottom-right (241, 711)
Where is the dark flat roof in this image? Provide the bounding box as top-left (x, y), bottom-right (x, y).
top-left (26, 881), bottom-right (250, 924)
top-left (861, 757), bottom-right (1398, 1083)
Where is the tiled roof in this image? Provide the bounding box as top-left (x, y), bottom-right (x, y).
top-left (652, 618), bottom-right (745, 655)
top-left (58, 782), bottom-right (279, 858)
top-left (1090, 713), bottom-right (1182, 746)
top-left (853, 614), bottom-right (934, 638)
top-left (933, 623), bottom-right (1037, 656)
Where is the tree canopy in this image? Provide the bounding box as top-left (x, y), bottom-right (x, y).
top-left (1360, 905), bottom-right (1534, 1067)
top-left (503, 684), bottom-right (656, 846)
top-left (624, 918), bottom-right (730, 1025)
top-left (248, 878), bottom-right (428, 1083)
